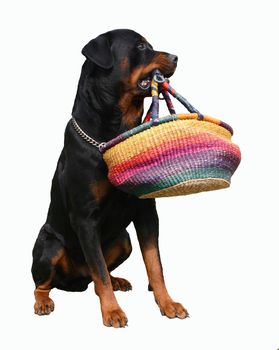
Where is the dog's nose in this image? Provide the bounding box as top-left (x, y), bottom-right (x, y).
top-left (168, 54), bottom-right (178, 64)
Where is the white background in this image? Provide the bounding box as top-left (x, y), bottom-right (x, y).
top-left (1, 0), bottom-right (279, 349)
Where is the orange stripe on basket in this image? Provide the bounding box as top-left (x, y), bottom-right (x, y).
top-left (178, 113), bottom-right (199, 120)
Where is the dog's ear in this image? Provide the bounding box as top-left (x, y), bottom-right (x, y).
top-left (82, 34), bottom-right (114, 69)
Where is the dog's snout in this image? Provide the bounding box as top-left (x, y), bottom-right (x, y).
top-left (168, 54), bottom-right (178, 64)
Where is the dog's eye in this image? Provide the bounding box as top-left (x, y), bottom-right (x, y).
top-left (137, 43), bottom-right (147, 50)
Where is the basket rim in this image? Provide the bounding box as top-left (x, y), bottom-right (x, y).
top-left (101, 113), bottom-right (233, 153)
top-left (139, 177), bottom-right (231, 198)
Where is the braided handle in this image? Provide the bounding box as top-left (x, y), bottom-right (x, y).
top-left (150, 77), bottom-right (160, 124)
top-left (161, 80), bottom-right (203, 120)
top-left (142, 73), bottom-right (176, 123)
top-left (161, 90), bottom-right (176, 115)
top-left (148, 69), bottom-right (203, 124)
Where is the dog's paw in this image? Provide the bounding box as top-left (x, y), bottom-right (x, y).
top-left (102, 307), bottom-right (128, 328)
top-left (156, 299), bottom-right (189, 319)
top-left (34, 297), bottom-right (55, 316)
top-left (110, 276), bottom-right (132, 292)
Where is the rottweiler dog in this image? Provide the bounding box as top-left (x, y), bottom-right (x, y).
top-left (32, 29), bottom-right (189, 328)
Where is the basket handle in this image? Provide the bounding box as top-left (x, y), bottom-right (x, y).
top-left (149, 76), bottom-right (160, 124)
top-left (161, 90), bottom-right (176, 115)
top-left (149, 69), bottom-right (204, 124)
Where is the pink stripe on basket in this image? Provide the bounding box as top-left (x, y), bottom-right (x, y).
top-left (109, 133), bottom-right (212, 175)
top-left (109, 134), bottom-right (240, 181)
top-left (111, 148), bottom-right (239, 186)
top-left (109, 139), bottom-right (240, 185)
top-left (111, 148), bottom-right (240, 188)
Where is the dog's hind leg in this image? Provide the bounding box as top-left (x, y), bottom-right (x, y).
top-left (102, 230), bottom-right (133, 291)
top-left (31, 224), bottom-right (65, 315)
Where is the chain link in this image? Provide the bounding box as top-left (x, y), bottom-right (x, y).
top-left (71, 118), bottom-right (106, 151)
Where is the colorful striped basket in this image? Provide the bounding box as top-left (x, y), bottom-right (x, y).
top-left (101, 70), bottom-right (241, 199)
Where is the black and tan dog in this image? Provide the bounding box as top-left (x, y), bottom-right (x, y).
top-left (32, 29), bottom-right (188, 328)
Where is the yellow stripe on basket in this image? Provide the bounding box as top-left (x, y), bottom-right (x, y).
top-left (103, 114), bottom-right (232, 168)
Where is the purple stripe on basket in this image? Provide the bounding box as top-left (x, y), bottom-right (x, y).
top-left (109, 137), bottom-right (239, 183)
top-left (114, 152), bottom-right (239, 192)
top-left (112, 147), bottom-right (240, 187)
top-left (220, 121), bottom-right (233, 135)
top-left (109, 132), bottom-right (239, 176)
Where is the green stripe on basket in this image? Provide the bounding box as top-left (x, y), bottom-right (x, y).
top-left (130, 167), bottom-right (231, 197)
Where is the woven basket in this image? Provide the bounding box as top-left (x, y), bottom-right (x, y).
top-left (101, 71), bottom-right (241, 198)
top-left (102, 113), bottom-right (240, 198)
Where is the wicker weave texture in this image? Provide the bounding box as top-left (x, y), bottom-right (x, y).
top-left (139, 178), bottom-right (230, 198)
top-left (103, 114), bottom-right (241, 198)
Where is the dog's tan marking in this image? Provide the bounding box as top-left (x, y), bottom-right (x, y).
top-left (93, 274), bottom-right (128, 328)
top-left (119, 53), bottom-right (175, 127)
top-left (129, 53), bottom-right (175, 86)
top-left (34, 277), bottom-right (55, 316)
top-left (51, 248), bottom-right (72, 274)
top-left (90, 179), bottom-right (112, 204)
top-left (119, 95), bottom-right (144, 128)
top-left (140, 239), bottom-right (189, 319)
top-left (120, 56), bottom-right (129, 72)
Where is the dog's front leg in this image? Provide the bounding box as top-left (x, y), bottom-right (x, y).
top-left (72, 216), bottom-right (128, 328)
top-left (133, 199), bottom-right (189, 319)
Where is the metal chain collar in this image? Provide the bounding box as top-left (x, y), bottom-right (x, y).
top-left (71, 117), bottom-right (106, 152)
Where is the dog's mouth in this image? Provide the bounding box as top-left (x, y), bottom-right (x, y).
top-left (137, 69), bottom-right (175, 92)
top-left (138, 76), bottom-right (152, 90)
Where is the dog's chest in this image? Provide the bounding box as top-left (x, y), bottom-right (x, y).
top-left (99, 190), bottom-right (136, 233)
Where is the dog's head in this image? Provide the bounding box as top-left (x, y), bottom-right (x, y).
top-left (80, 29), bottom-right (177, 131)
